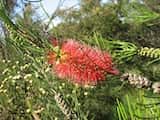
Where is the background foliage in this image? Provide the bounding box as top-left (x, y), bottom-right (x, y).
top-left (0, 0), bottom-right (160, 119)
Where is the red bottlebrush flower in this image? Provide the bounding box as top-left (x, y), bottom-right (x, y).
top-left (48, 39), bottom-right (119, 86)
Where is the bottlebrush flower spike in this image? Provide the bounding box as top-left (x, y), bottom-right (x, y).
top-left (48, 39), bottom-right (119, 86)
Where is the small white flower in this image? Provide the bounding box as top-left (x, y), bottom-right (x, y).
top-left (15, 61), bottom-right (19, 64)
top-left (12, 80), bottom-right (16, 83)
top-left (2, 60), bottom-right (5, 63)
top-left (0, 84), bottom-right (4, 88)
top-left (27, 86), bottom-right (30, 90)
top-left (17, 71), bottom-right (20, 74)
top-left (84, 92), bottom-right (88, 96)
top-left (20, 64), bottom-right (31, 70)
top-left (13, 75), bottom-right (21, 80)
top-left (39, 88), bottom-right (46, 94)
top-left (23, 64), bottom-right (28, 69)
top-left (3, 89), bottom-right (7, 93)
top-left (3, 78), bottom-right (8, 82)
top-left (45, 67), bottom-right (50, 72)
top-left (54, 117), bottom-right (58, 120)
top-left (42, 90), bottom-right (46, 94)
top-left (8, 99), bottom-right (12, 103)
top-left (2, 68), bottom-right (9, 74)
top-left (29, 80), bottom-right (33, 84)
top-left (16, 86), bottom-right (20, 89)
top-left (62, 83), bottom-right (65, 86)
top-left (66, 94), bottom-right (70, 98)
top-left (20, 66), bottom-right (23, 70)
top-left (12, 65), bottom-right (16, 69)
top-left (8, 75), bottom-right (13, 79)
top-left (36, 59), bottom-right (41, 63)
top-left (26, 109), bottom-right (31, 113)
top-left (0, 90), bottom-right (3, 93)
top-left (24, 74), bottom-right (32, 79)
top-left (35, 72), bottom-right (39, 78)
top-left (72, 90), bottom-right (76, 94)
top-left (59, 86), bottom-right (62, 90)
top-left (40, 56), bottom-right (44, 59)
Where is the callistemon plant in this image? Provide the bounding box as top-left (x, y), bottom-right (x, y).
top-left (48, 39), bottom-right (119, 86)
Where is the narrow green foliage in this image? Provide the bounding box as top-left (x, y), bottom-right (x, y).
top-left (116, 99), bottom-right (128, 120)
top-left (0, 1), bottom-right (18, 30)
top-left (117, 92), bottom-right (160, 120)
top-left (8, 28), bottom-right (44, 55)
top-left (85, 34), bottom-right (138, 63)
top-left (126, 95), bottom-right (134, 120)
top-left (120, 1), bottom-right (160, 26)
top-left (105, 39), bottom-right (138, 62)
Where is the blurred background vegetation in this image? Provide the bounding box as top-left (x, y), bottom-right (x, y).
top-left (0, 0), bottom-right (160, 119)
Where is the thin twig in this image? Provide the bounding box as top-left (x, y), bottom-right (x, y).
top-left (39, 1), bottom-right (50, 19)
top-left (45, 0), bottom-right (65, 30)
top-left (24, 0), bottom-right (42, 2)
